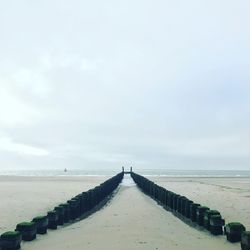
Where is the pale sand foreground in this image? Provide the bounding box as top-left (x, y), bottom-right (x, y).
top-left (0, 176), bottom-right (108, 234)
top-left (151, 176), bottom-right (250, 229)
top-left (0, 175), bottom-right (248, 250)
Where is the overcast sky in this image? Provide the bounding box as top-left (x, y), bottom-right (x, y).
top-left (0, 0), bottom-right (250, 171)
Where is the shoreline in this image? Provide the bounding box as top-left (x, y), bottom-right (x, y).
top-left (1, 174), bottom-right (250, 178)
top-left (1, 169), bottom-right (250, 178)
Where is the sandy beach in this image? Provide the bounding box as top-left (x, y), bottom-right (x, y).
top-left (151, 176), bottom-right (250, 229)
top-left (0, 175), bottom-right (108, 234)
top-left (0, 174), bottom-right (249, 250)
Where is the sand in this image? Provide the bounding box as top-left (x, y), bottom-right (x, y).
top-left (151, 176), bottom-right (250, 228)
top-left (0, 174), bottom-right (249, 250)
top-left (0, 175), bottom-right (108, 234)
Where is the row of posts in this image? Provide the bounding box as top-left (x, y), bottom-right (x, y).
top-left (0, 172), bottom-right (124, 250)
top-left (131, 172), bottom-right (250, 250)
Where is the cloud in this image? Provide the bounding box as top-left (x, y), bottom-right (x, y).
top-left (0, 136), bottom-right (49, 156)
top-left (11, 68), bottom-right (51, 97)
top-left (0, 0), bottom-right (249, 170)
top-left (0, 86), bottom-right (39, 126)
top-left (160, 135), bottom-right (250, 158)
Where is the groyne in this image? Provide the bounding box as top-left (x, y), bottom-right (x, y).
top-left (0, 172), bottom-right (124, 250)
top-left (131, 171), bottom-right (250, 250)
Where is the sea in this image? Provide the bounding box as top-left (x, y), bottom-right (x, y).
top-left (0, 169), bottom-right (250, 177)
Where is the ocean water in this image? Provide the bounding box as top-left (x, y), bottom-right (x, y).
top-left (0, 169), bottom-right (250, 177)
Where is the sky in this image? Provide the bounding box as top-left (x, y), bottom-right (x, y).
top-left (0, 0), bottom-right (250, 171)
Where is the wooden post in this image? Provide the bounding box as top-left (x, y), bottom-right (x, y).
top-left (0, 231), bottom-right (22, 250)
top-left (16, 222), bottom-right (37, 241)
top-left (225, 222), bottom-right (246, 242)
top-left (241, 231), bottom-right (250, 250)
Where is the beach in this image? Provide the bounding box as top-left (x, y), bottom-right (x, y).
top-left (0, 174), bottom-right (249, 250)
top-left (0, 175), bottom-right (108, 234)
top-left (152, 176), bottom-right (250, 229)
